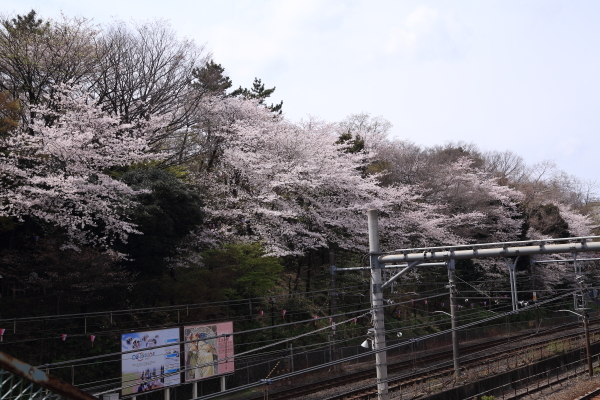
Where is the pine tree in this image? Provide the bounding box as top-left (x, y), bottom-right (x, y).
top-left (190, 60), bottom-right (232, 96)
top-left (231, 78), bottom-right (283, 114)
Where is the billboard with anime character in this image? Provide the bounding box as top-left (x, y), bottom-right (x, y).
top-left (183, 322), bottom-right (234, 381)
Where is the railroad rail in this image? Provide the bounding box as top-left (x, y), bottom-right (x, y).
top-left (323, 326), bottom-right (599, 400)
top-left (576, 387), bottom-right (600, 400)
top-left (241, 318), bottom-right (597, 400)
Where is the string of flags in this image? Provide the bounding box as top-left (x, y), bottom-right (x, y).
top-left (0, 332), bottom-right (98, 343)
top-left (0, 295), bottom-right (514, 345)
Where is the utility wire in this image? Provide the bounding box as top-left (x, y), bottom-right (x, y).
top-left (172, 290), bottom-right (577, 400)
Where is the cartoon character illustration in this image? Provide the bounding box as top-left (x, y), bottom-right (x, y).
top-left (185, 327), bottom-right (218, 380)
top-left (122, 337), bottom-right (134, 351)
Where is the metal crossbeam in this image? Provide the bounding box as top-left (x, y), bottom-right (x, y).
top-left (532, 257), bottom-right (600, 264)
top-left (380, 261), bottom-right (438, 290)
top-left (379, 241), bottom-right (600, 263)
top-left (391, 236), bottom-right (600, 254)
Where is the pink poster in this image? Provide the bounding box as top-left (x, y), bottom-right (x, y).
top-left (183, 322), bottom-right (234, 381)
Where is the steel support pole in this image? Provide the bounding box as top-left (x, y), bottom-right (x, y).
top-left (330, 251), bottom-right (340, 372)
top-left (504, 258), bottom-right (519, 311)
top-left (367, 210), bottom-right (389, 400)
top-left (574, 253), bottom-right (582, 309)
top-left (584, 312), bottom-right (593, 377)
top-left (448, 259), bottom-right (461, 379)
top-left (574, 253), bottom-right (578, 309)
top-left (511, 267), bottom-right (518, 311)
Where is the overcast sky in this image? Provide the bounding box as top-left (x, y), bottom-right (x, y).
top-left (4, 0), bottom-right (600, 181)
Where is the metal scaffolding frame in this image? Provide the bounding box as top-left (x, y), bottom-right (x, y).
top-left (0, 352), bottom-right (97, 400)
top-left (365, 210), bottom-right (600, 400)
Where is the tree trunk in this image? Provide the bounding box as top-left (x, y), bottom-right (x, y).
top-left (305, 253), bottom-right (312, 294)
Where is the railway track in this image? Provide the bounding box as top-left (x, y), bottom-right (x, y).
top-left (576, 387), bottom-right (600, 400)
top-left (324, 327), bottom-right (600, 400)
top-left (242, 319), bottom-right (598, 400)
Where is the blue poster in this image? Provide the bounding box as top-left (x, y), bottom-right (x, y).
top-left (121, 328), bottom-right (180, 395)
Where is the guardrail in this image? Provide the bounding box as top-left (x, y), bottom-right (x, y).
top-left (0, 351), bottom-right (97, 400)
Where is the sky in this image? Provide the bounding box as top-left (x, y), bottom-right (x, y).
top-left (4, 0), bottom-right (600, 181)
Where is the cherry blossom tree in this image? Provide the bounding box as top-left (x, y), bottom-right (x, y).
top-left (179, 102), bottom-right (489, 261)
top-left (424, 157), bottom-right (525, 242)
top-left (0, 11), bottom-right (99, 124)
top-left (0, 84), bottom-right (166, 250)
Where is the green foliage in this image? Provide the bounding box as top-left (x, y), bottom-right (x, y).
top-left (546, 342), bottom-right (567, 354)
top-left (231, 77), bottom-right (283, 114)
top-left (120, 168), bottom-right (204, 275)
top-left (336, 132), bottom-right (365, 154)
top-left (0, 91), bottom-right (19, 138)
top-left (480, 396), bottom-right (495, 400)
top-left (0, 216), bottom-right (19, 234)
top-left (2, 10), bottom-right (49, 35)
top-left (191, 60), bottom-right (232, 96)
top-left (201, 243), bottom-right (283, 298)
top-left (527, 203), bottom-right (570, 238)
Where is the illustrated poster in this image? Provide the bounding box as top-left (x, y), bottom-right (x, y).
top-left (183, 322), bottom-right (234, 381)
top-left (121, 328), bottom-right (180, 395)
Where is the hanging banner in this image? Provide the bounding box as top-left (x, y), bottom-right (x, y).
top-left (121, 328), bottom-right (180, 395)
top-left (183, 322), bottom-right (234, 381)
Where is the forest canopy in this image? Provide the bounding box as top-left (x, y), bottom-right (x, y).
top-left (0, 10), bottom-right (598, 315)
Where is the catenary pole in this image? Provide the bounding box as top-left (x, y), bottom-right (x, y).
top-left (447, 259), bottom-right (461, 378)
top-left (367, 210), bottom-right (389, 400)
top-left (584, 311), bottom-right (593, 376)
top-left (330, 251), bottom-right (340, 372)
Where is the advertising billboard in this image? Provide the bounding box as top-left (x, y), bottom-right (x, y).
top-left (121, 328), bottom-right (180, 395)
top-left (183, 322), bottom-right (234, 381)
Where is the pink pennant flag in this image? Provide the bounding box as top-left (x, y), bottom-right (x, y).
top-left (90, 335), bottom-right (96, 346)
top-left (0, 329), bottom-right (5, 342)
top-left (328, 317), bottom-right (333, 323)
top-left (281, 310), bottom-right (286, 319)
top-left (424, 300), bottom-right (428, 304)
top-left (259, 310), bottom-right (264, 317)
top-left (61, 334), bottom-right (67, 341)
top-left (353, 318), bottom-right (357, 324)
